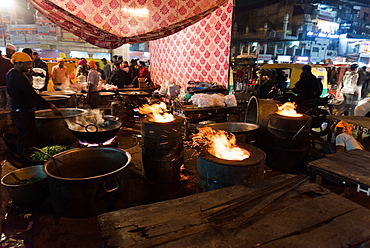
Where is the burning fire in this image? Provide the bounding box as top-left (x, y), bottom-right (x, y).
top-left (193, 127), bottom-right (250, 161)
top-left (138, 102), bottom-right (175, 123)
top-left (277, 102), bottom-right (303, 117)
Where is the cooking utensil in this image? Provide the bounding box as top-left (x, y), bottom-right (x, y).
top-left (67, 116), bottom-right (122, 144)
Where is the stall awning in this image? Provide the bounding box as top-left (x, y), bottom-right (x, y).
top-left (28, 0), bottom-right (227, 49)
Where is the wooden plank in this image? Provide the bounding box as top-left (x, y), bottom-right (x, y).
top-left (98, 176), bottom-right (370, 248)
top-left (308, 151), bottom-right (370, 187)
top-left (150, 193), bottom-right (366, 248)
top-left (257, 208), bottom-right (370, 248)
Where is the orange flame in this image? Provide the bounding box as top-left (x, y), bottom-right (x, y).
top-left (277, 102), bottom-right (303, 117)
top-left (196, 127), bottom-right (250, 161)
top-left (138, 102), bottom-right (175, 123)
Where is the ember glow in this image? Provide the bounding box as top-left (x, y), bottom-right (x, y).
top-left (194, 127), bottom-right (250, 161)
top-left (277, 102), bottom-right (303, 117)
top-left (138, 102), bottom-right (175, 123)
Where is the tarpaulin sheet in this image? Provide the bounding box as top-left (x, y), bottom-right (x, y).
top-left (27, 0), bottom-right (227, 49)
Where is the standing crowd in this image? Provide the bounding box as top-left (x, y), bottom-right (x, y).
top-left (0, 45), bottom-right (150, 167)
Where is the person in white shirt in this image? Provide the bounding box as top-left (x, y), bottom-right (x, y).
top-left (334, 120), bottom-right (364, 153)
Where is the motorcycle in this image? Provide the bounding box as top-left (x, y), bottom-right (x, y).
top-left (267, 85), bottom-right (334, 136)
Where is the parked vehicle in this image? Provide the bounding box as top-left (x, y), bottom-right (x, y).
top-left (259, 63), bottom-right (328, 97)
top-left (267, 85), bottom-right (334, 136)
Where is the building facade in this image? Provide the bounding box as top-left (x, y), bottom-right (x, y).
top-left (232, 0), bottom-right (370, 65)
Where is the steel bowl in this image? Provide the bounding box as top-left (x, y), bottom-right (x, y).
top-left (197, 122), bottom-right (260, 144)
top-left (1, 165), bottom-right (48, 204)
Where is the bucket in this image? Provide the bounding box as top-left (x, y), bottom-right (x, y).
top-left (43, 147), bottom-right (131, 217)
top-left (244, 96), bottom-right (280, 148)
top-left (141, 116), bottom-right (185, 183)
top-left (266, 113), bottom-right (312, 173)
top-left (197, 122), bottom-right (260, 144)
top-left (1, 165), bottom-right (48, 204)
top-left (196, 143), bottom-right (265, 192)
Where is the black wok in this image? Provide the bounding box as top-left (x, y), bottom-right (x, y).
top-left (67, 116), bottom-right (122, 144)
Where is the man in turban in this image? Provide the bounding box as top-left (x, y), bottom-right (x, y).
top-left (5, 43), bottom-right (16, 59)
top-left (334, 121), bottom-right (364, 153)
top-left (86, 60), bottom-right (100, 109)
top-left (6, 52), bottom-right (61, 167)
top-left (51, 57), bottom-right (69, 90)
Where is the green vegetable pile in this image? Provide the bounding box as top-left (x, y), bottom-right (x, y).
top-left (11, 178), bottom-right (44, 185)
top-left (29, 145), bottom-right (72, 162)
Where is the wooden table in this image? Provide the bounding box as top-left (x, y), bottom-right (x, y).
top-left (171, 105), bottom-right (235, 123)
top-left (308, 149), bottom-right (370, 196)
top-left (171, 105), bottom-right (236, 137)
top-left (98, 174), bottom-right (370, 248)
top-left (326, 115), bottom-right (370, 141)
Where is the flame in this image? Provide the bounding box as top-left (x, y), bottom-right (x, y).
top-left (277, 102), bottom-right (303, 117)
top-left (195, 127), bottom-right (250, 161)
top-left (78, 136), bottom-right (117, 147)
top-left (139, 102), bottom-right (175, 123)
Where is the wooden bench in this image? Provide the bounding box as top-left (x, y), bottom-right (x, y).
top-left (98, 174), bottom-right (370, 247)
top-left (308, 149), bottom-right (370, 196)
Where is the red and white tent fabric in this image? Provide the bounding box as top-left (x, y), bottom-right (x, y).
top-left (150, 0), bottom-right (233, 88)
top-left (28, 0), bottom-right (228, 49)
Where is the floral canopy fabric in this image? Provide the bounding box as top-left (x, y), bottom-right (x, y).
top-left (27, 0), bottom-right (227, 48)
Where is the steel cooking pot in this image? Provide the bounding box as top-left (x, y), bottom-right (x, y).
top-left (39, 90), bottom-right (77, 108)
top-left (67, 116), bottom-right (122, 144)
top-left (197, 122), bottom-right (260, 144)
top-left (35, 108), bottom-right (87, 147)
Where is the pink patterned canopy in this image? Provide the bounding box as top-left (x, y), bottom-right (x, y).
top-left (27, 0), bottom-right (227, 48)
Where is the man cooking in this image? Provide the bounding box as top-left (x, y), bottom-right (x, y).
top-left (6, 52), bottom-right (61, 167)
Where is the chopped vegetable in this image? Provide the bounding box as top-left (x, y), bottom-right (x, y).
top-left (29, 145), bottom-right (72, 162)
top-left (11, 178), bottom-right (44, 185)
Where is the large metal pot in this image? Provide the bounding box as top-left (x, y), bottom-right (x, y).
top-left (67, 116), bottom-right (122, 144)
top-left (40, 95), bottom-right (71, 108)
top-left (35, 108), bottom-right (87, 147)
top-left (39, 90), bottom-right (77, 108)
top-left (197, 122), bottom-right (260, 143)
top-left (1, 165), bottom-right (48, 204)
top-left (43, 147), bottom-right (131, 217)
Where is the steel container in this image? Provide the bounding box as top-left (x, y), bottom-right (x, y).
top-left (35, 108), bottom-right (87, 147)
top-left (43, 147), bottom-right (131, 217)
top-left (40, 95), bottom-right (71, 108)
top-left (40, 90), bottom-right (77, 108)
top-left (197, 122), bottom-right (260, 143)
top-left (1, 165), bottom-right (48, 204)
top-left (244, 96), bottom-right (281, 149)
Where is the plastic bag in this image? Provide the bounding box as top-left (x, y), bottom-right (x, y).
top-left (225, 94), bottom-right (237, 107)
top-left (211, 94), bottom-right (226, 107)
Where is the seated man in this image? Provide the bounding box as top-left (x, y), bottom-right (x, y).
top-left (334, 121), bottom-right (364, 153)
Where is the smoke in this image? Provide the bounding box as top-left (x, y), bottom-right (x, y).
top-left (66, 109), bottom-right (106, 132)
